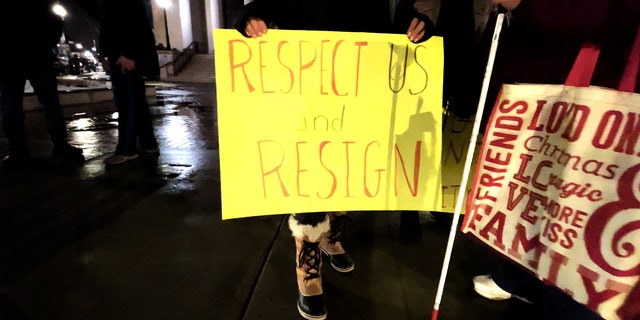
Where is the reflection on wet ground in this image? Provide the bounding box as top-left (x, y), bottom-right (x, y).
top-left (0, 82), bottom-right (220, 280)
top-left (62, 83), bottom-right (219, 166)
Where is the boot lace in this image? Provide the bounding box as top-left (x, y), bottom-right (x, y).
top-left (327, 215), bottom-right (351, 245)
top-left (298, 241), bottom-right (321, 280)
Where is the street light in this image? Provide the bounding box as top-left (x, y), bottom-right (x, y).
top-left (156, 0), bottom-right (172, 50)
top-left (52, 3), bottom-right (67, 43)
top-left (52, 3), bottom-right (67, 19)
top-left (52, 2), bottom-right (70, 70)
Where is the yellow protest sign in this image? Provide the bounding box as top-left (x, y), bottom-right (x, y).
top-left (214, 29), bottom-right (444, 219)
top-left (439, 114), bottom-right (482, 213)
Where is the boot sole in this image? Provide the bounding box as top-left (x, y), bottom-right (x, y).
top-left (321, 250), bottom-right (354, 273)
top-left (297, 304), bottom-right (327, 320)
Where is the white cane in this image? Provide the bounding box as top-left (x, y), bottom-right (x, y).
top-left (431, 9), bottom-right (506, 320)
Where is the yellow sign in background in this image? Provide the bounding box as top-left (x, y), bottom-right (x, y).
top-left (439, 114), bottom-right (482, 213)
top-left (213, 29), bottom-right (444, 219)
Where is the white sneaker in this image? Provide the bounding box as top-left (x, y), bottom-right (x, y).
top-left (104, 154), bottom-right (138, 165)
top-left (473, 274), bottom-right (512, 300)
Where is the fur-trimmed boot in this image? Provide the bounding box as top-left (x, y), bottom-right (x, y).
top-left (289, 214), bottom-right (330, 320)
top-left (319, 211), bottom-right (355, 273)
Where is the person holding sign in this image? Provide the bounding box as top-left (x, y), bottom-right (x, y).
top-left (470, 0), bottom-right (640, 319)
top-left (234, 1), bottom-right (435, 319)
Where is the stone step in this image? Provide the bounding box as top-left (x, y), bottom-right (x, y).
top-left (167, 54), bottom-right (215, 83)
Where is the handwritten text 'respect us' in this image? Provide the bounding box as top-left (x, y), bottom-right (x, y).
top-left (226, 39), bottom-right (431, 96)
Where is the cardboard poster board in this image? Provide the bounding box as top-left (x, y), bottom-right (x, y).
top-left (213, 29), bottom-right (444, 219)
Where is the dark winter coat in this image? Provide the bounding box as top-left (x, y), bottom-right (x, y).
top-left (0, 0), bottom-right (63, 62)
top-left (480, 0), bottom-right (640, 130)
top-left (98, 0), bottom-right (157, 66)
top-left (496, 0), bottom-right (639, 89)
top-left (234, 0), bottom-right (434, 42)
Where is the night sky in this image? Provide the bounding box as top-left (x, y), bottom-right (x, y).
top-left (57, 0), bottom-right (101, 50)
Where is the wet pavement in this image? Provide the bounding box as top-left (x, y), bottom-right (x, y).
top-left (0, 82), bottom-right (536, 320)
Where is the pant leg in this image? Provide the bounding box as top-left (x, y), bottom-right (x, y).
top-left (540, 284), bottom-right (604, 320)
top-left (131, 69), bottom-right (157, 148)
top-left (28, 61), bottom-right (68, 147)
top-left (492, 260), bottom-right (540, 303)
top-left (110, 64), bottom-right (139, 155)
top-left (0, 63), bottom-right (29, 156)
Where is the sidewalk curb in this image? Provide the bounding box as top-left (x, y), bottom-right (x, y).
top-left (23, 86), bottom-right (157, 112)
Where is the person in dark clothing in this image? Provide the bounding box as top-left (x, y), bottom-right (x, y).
top-left (0, 1), bottom-right (85, 169)
top-left (234, 1), bottom-right (434, 319)
top-left (99, 0), bottom-right (159, 165)
top-left (70, 54), bottom-right (82, 76)
top-left (479, 0), bottom-right (640, 131)
top-left (427, 0), bottom-right (484, 120)
top-left (0, 290), bottom-right (29, 320)
top-left (472, 1), bottom-right (640, 319)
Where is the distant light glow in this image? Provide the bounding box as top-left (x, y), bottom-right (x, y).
top-left (75, 43), bottom-right (83, 50)
top-left (83, 50), bottom-right (96, 63)
top-left (156, 0), bottom-right (172, 9)
top-left (70, 117), bottom-right (92, 131)
top-left (52, 3), bottom-right (67, 18)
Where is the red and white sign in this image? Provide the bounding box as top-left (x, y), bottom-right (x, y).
top-left (462, 83), bottom-right (640, 320)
